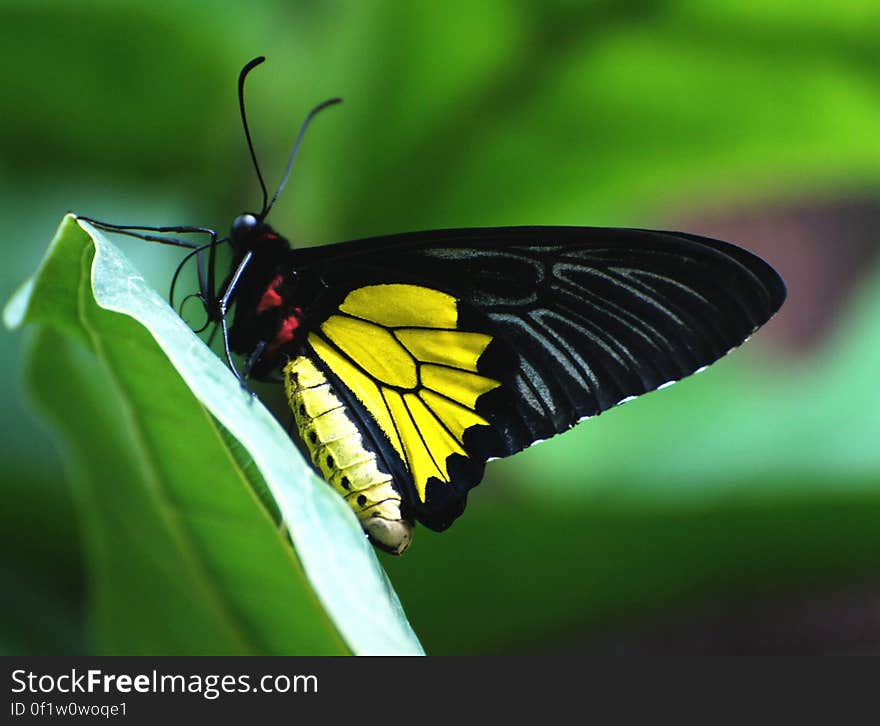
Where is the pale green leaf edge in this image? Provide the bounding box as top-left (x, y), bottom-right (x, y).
top-left (5, 214), bottom-right (424, 656)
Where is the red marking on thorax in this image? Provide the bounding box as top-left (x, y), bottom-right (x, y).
top-left (257, 274), bottom-right (285, 314)
top-left (269, 306), bottom-right (304, 354)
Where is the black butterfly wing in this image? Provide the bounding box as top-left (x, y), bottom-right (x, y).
top-left (290, 226), bottom-right (786, 530)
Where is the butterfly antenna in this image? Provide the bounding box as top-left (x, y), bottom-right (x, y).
top-left (238, 56), bottom-right (270, 217)
top-left (263, 96), bottom-right (343, 219)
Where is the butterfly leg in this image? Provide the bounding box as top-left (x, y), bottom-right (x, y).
top-left (77, 216), bottom-right (226, 314)
top-left (76, 216), bottom-right (215, 250)
top-left (209, 250), bottom-right (256, 387)
top-left (242, 341), bottom-right (267, 380)
top-left (219, 314), bottom-right (250, 392)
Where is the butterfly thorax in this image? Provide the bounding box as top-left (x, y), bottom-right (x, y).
top-left (226, 216), bottom-right (312, 378)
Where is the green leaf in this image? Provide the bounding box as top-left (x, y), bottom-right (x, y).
top-left (4, 215), bottom-right (423, 655)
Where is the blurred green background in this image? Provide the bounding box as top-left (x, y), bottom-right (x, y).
top-left (3, 0), bottom-right (880, 654)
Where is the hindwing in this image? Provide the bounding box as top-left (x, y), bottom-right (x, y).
top-left (305, 283), bottom-right (505, 530)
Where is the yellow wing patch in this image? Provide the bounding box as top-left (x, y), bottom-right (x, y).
top-left (308, 334), bottom-right (405, 457)
top-left (339, 283), bottom-right (458, 328)
top-left (322, 315), bottom-right (417, 388)
top-left (310, 284), bottom-right (500, 502)
top-left (395, 328), bottom-right (492, 371)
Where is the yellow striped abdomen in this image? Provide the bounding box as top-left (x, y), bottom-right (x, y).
top-left (283, 355), bottom-right (413, 555)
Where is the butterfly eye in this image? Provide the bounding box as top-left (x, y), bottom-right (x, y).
top-left (230, 213), bottom-right (259, 244)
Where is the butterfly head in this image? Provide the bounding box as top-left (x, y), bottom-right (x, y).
top-left (230, 212), bottom-right (260, 244)
top-left (230, 213), bottom-right (289, 254)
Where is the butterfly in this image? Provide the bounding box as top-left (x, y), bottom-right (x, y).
top-left (82, 57), bottom-right (786, 555)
